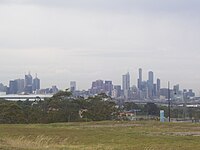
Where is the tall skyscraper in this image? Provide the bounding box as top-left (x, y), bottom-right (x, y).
top-left (138, 68), bottom-right (142, 90)
top-left (104, 81), bottom-right (113, 96)
top-left (148, 71), bottom-right (154, 85)
top-left (33, 75), bottom-right (40, 91)
top-left (148, 71), bottom-right (154, 99)
top-left (8, 80), bottom-right (18, 94)
top-left (113, 85), bottom-right (121, 97)
top-left (157, 78), bottom-right (161, 98)
top-left (24, 73), bottom-right (33, 94)
top-left (25, 73), bottom-right (32, 87)
top-left (16, 79), bottom-right (25, 93)
top-left (122, 72), bottom-right (130, 99)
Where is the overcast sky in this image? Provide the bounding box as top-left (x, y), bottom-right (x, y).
top-left (0, 0), bottom-right (200, 94)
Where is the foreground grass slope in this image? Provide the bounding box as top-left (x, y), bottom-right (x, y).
top-left (0, 121), bottom-right (200, 150)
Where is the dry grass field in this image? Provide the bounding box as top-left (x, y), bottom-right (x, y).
top-left (0, 121), bottom-right (200, 150)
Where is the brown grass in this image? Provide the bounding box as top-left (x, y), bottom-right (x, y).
top-left (0, 121), bottom-right (200, 150)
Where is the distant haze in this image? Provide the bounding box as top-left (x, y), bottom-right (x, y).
top-left (0, 0), bottom-right (200, 94)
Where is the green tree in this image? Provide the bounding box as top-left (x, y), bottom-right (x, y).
top-left (123, 102), bottom-right (139, 111)
top-left (0, 103), bottom-right (25, 123)
top-left (83, 95), bottom-right (118, 121)
top-left (144, 102), bottom-right (159, 116)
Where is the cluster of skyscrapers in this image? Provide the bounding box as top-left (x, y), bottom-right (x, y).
top-left (0, 73), bottom-right (40, 94)
top-left (70, 68), bottom-right (195, 100)
top-left (0, 69), bottom-right (196, 100)
top-left (0, 73), bottom-right (58, 95)
top-left (80, 69), bottom-right (161, 100)
top-left (137, 69), bottom-right (161, 100)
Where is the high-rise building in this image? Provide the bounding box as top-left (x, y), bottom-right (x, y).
top-left (104, 81), bottom-right (113, 96)
top-left (153, 83), bottom-right (157, 97)
top-left (138, 68), bottom-right (142, 90)
top-left (8, 80), bottom-right (18, 94)
top-left (148, 71), bottom-right (154, 99)
top-left (24, 73), bottom-right (33, 94)
top-left (90, 80), bottom-right (104, 95)
top-left (113, 85), bottom-right (121, 97)
top-left (70, 81), bottom-right (76, 93)
top-left (122, 72), bottom-right (130, 91)
top-left (157, 78), bottom-right (161, 98)
top-left (122, 72), bottom-right (130, 99)
top-left (33, 75), bottom-right (40, 91)
top-left (148, 71), bottom-right (154, 85)
top-left (25, 73), bottom-right (32, 87)
top-left (16, 79), bottom-right (25, 93)
top-left (8, 79), bottom-right (24, 94)
top-left (0, 83), bottom-right (7, 93)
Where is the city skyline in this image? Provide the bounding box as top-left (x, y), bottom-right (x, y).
top-left (0, 69), bottom-right (198, 97)
top-left (0, 0), bottom-right (200, 94)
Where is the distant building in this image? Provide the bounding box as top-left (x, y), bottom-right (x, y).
top-left (51, 85), bottom-right (59, 94)
top-left (173, 84), bottom-right (180, 94)
top-left (33, 75), bottom-right (40, 92)
top-left (122, 72), bottom-right (130, 99)
top-left (8, 80), bottom-right (18, 94)
top-left (188, 89), bottom-right (195, 97)
top-left (137, 68), bottom-right (142, 90)
top-left (104, 81), bottom-right (113, 96)
top-left (24, 73), bottom-right (33, 93)
top-left (70, 81), bottom-right (76, 93)
top-left (160, 88), bottom-right (173, 99)
top-left (90, 80), bottom-right (104, 95)
top-left (147, 71), bottom-right (154, 99)
top-left (153, 83), bottom-right (157, 97)
top-left (16, 79), bottom-right (25, 93)
top-left (0, 83), bottom-right (7, 93)
top-left (156, 78), bottom-right (161, 98)
top-left (113, 85), bottom-right (122, 97)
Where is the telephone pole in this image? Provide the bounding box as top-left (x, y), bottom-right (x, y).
top-left (168, 81), bottom-right (171, 122)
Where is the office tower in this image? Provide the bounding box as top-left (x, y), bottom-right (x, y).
top-left (8, 80), bottom-right (18, 94)
top-left (16, 79), bottom-right (25, 93)
top-left (90, 80), bottom-right (104, 95)
top-left (33, 75), bottom-right (40, 91)
top-left (0, 83), bottom-right (7, 92)
top-left (70, 81), bottom-right (76, 93)
top-left (104, 81), bottom-right (113, 96)
top-left (25, 73), bottom-right (32, 87)
top-left (148, 71), bottom-right (154, 85)
top-left (153, 83), bottom-right (157, 97)
top-left (148, 71), bottom-right (154, 99)
top-left (24, 73), bottom-right (33, 93)
top-left (113, 85), bottom-right (122, 97)
top-left (157, 78), bottom-right (161, 98)
top-left (122, 72), bottom-right (130, 91)
top-left (138, 68), bottom-right (142, 90)
top-left (122, 72), bottom-right (130, 99)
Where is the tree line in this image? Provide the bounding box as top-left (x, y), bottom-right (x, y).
top-left (0, 90), bottom-right (200, 124)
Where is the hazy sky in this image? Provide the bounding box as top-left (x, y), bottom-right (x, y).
top-left (0, 0), bottom-right (200, 94)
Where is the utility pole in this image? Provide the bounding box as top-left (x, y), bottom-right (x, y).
top-left (168, 81), bottom-right (171, 122)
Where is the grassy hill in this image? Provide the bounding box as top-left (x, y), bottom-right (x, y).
top-left (0, 121), bottom-right (200, 150)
